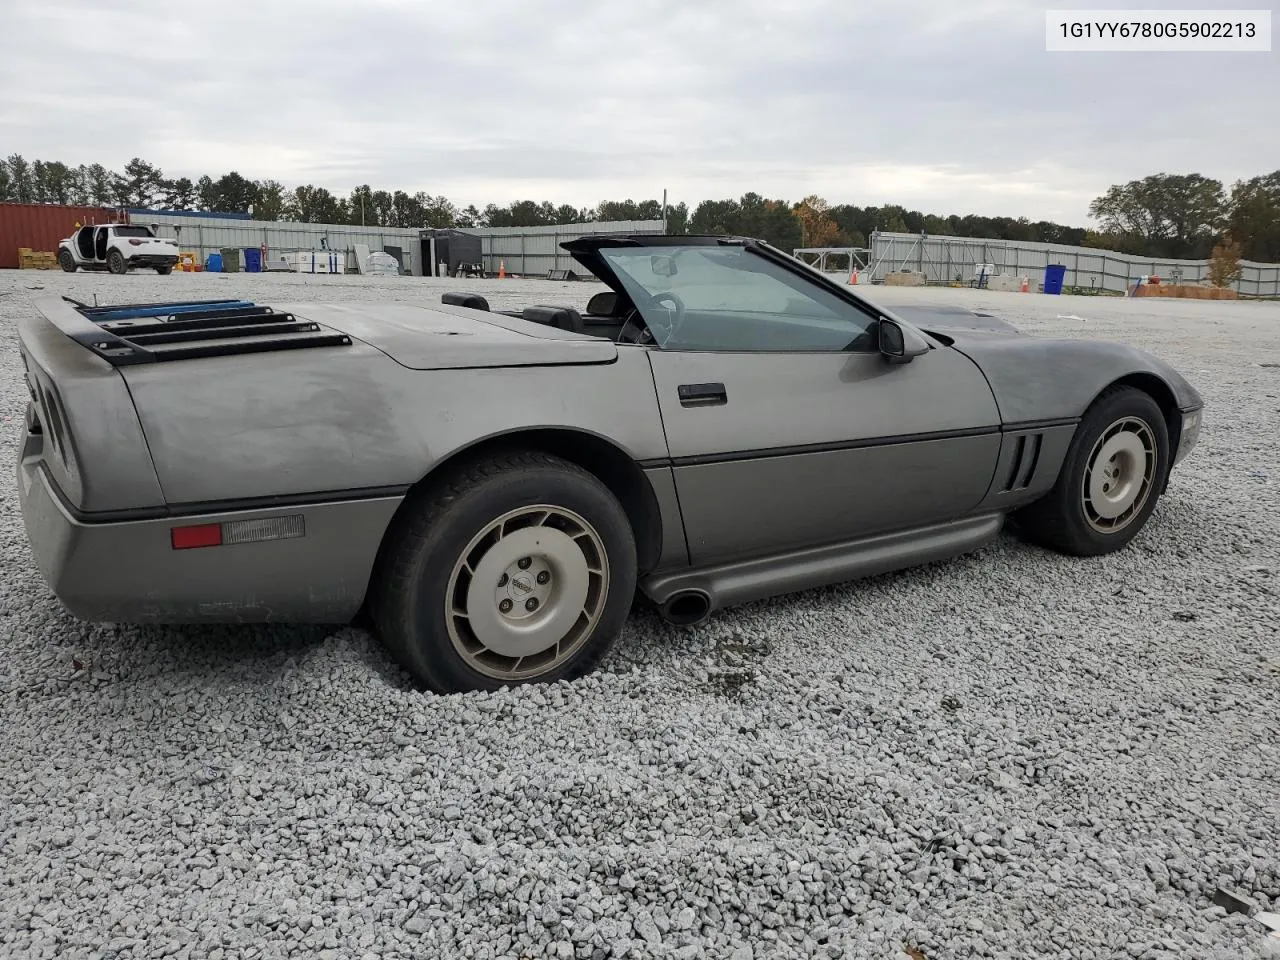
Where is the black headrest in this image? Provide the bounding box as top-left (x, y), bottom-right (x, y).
top-left (586, 291), bottom-right (619, 316)
top-left (442, 292), bottom-right (490, 311)
top-left (522, 305), bottom-right (585, 334)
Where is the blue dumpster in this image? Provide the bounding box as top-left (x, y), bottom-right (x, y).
top-left (1044, 263), bottom-right (1067, 295)
top-left (205, 252), bottom-right (223, 273)
top-left (243, 247), bottom-right (262, 273)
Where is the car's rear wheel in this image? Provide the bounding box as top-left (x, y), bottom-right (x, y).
top-left (1013, 385), bottom-right (1170, 556)
top-left (57, 249), bottom-right (77, 273)
top-left (372, 451), bottom-right (637, 693)
top-left (107, 249), bottom-right (127, 275)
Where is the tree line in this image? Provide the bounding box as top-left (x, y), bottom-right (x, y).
top-left (2, 153), bottom-right (1277, 263)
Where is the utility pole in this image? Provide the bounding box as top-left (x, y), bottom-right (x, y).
top-left (662, 189), bottom-right (668, 234)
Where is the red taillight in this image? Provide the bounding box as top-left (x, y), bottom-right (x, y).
top-left (171, 524), bottom-right (222, 549)
top-left (128, 239), bottom-right (144, 246)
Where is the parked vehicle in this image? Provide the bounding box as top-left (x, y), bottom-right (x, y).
top-left (16, 235), bottom-right (1204, 693)
top-left (58, 223), bottom-right (180, 275)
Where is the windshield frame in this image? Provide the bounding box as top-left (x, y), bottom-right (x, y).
top-left (594, 241), bottom-right (880, 353)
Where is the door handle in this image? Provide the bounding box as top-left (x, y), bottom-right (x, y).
top-left (678, 382), bottom-right (727, 407)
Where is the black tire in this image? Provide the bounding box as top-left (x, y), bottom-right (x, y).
top-left (156, 264), bottom-right (174, 275)
top-left (57, 249), bottom-right (78, 273)
top-left (371, 451), bottom-right (638, 693)
top-left (107, 249), bottom-right (127, 275)
top-left (1013, 385), bottom-right (1170, 557)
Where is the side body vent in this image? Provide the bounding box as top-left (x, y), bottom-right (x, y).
top-left (1001, 431), bottom-right (1044, 493)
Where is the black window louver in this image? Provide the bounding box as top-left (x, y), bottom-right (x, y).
top-left (62, 297), bottom-right (351, 366)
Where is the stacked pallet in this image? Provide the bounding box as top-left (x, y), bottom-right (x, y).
top-left (18, 247), bottom-right (58, 269)
top-left (1132, 283), bottom-right (1239, 300)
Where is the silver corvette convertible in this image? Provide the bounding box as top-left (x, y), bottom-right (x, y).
top-left (16, 235), bottom-right (1203, 693)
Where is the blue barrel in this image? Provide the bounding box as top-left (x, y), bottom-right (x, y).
top-left (1044, 263), bottom-right (1067, 295)
top-left (242, 248), bottom-right (262, 273)
top-left (205, 252), bottom-right (223, 273)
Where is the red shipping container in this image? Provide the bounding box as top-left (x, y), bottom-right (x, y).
top-left (0, 202), bottom-right (129, 270)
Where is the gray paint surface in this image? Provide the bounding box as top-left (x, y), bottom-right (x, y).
top-left (18, 314), bottom-right (164, 512)
top-left (120, 342), bottom-right (665, 505)
top-left (672, 434), bottom-right (1002, 565)
top-left (945, 332), bottom-right (1203, 422)
top-left (647, 345), bottom-right (1003, 564)
top-left (278, 301), bottom-right (617, 369)
top-left (19, 460), bottom-right (397, 622)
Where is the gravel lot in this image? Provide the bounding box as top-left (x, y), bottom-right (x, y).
top-left (1, 268), bottom-right (1278, 960)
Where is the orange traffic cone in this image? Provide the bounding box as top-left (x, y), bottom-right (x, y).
top-left (848, 268), bottom-right (859, 285)
top-left (498, 260), bottom-right (506, 279)
top-left (1020, 276), bottom-right (1029, 293)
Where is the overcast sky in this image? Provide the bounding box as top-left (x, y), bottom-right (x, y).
top-left (2, 0), bottom-right (1275, 225)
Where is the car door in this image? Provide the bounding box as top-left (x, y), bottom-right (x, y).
top-left (74, 225), bottom-right (95, 261)
top-left (600, 242), bottom-right (1004, 567)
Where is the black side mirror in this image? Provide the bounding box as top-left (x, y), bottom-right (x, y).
top-left (879, 317), bottom-right (931, 364)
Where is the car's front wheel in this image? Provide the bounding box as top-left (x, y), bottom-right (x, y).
top-left (106, 249), bottom-right (127, 275)
top-left (57, 249), bottom-right (78, 273)
top-left (156, 264), bottom-right (174, 275)
top-left (372, 451), bottom-right (637, 693)
top-left (1013, 385), bottom-right (1170, 556)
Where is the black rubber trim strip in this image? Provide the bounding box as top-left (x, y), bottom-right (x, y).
top-left (665, 425), bottom-right (1001, 468)
top-left (39, 462), bottom-right (410, 525)
top-left (1000, 416), bottom-right (1079, 432)
top-left (641, 419), bottom-right (1077, 471)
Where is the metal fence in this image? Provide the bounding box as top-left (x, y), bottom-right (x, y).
top-left (132, 210), bottom-right (427, 274)
top-left (131, 210), bottom-right (664, 278)
top-left (480, 221), bottom-right (665, 277)
top-left (862, 231), bottom-right (1280, 297)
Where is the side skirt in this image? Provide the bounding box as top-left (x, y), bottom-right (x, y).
top-left (640, 512), bottom-right (1006, 613)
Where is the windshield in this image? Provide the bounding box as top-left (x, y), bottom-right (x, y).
top-left (113, 225), bottom-right (154, 237)
top-left (598, 244), bottom-right (875, 351)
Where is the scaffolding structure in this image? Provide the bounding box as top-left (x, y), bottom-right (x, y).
top-left (792, 247), bottom-right (871, 276)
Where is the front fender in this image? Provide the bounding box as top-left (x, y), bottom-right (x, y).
top-left (950, 335), bottom-right (1203, 424)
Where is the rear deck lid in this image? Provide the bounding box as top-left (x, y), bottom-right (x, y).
top-left (276, 302), bottom-right (618, 370)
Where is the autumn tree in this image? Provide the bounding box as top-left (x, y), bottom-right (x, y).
top-left (1208, 234), bottom-right (1243, 288)
top-left (793, 195), bottom-right (843, 247)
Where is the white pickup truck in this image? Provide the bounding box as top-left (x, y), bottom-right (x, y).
top-left (58, 223), bottom-right (180, 275)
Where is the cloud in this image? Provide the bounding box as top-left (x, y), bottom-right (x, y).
top-left (1, 0), bottom-right (1275, 223)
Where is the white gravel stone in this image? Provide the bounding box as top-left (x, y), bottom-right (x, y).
top-left (0, 271), bottom-right (1278, 959)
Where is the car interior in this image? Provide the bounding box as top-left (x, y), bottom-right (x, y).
top-left (439, 284), bottom-right (878, 352)
top-left (94, 227), bottom-right (109, 260)
top-left (442, 290), bottom-right (640, 342)
top-left (75, 227), bottom-right (95, 259)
